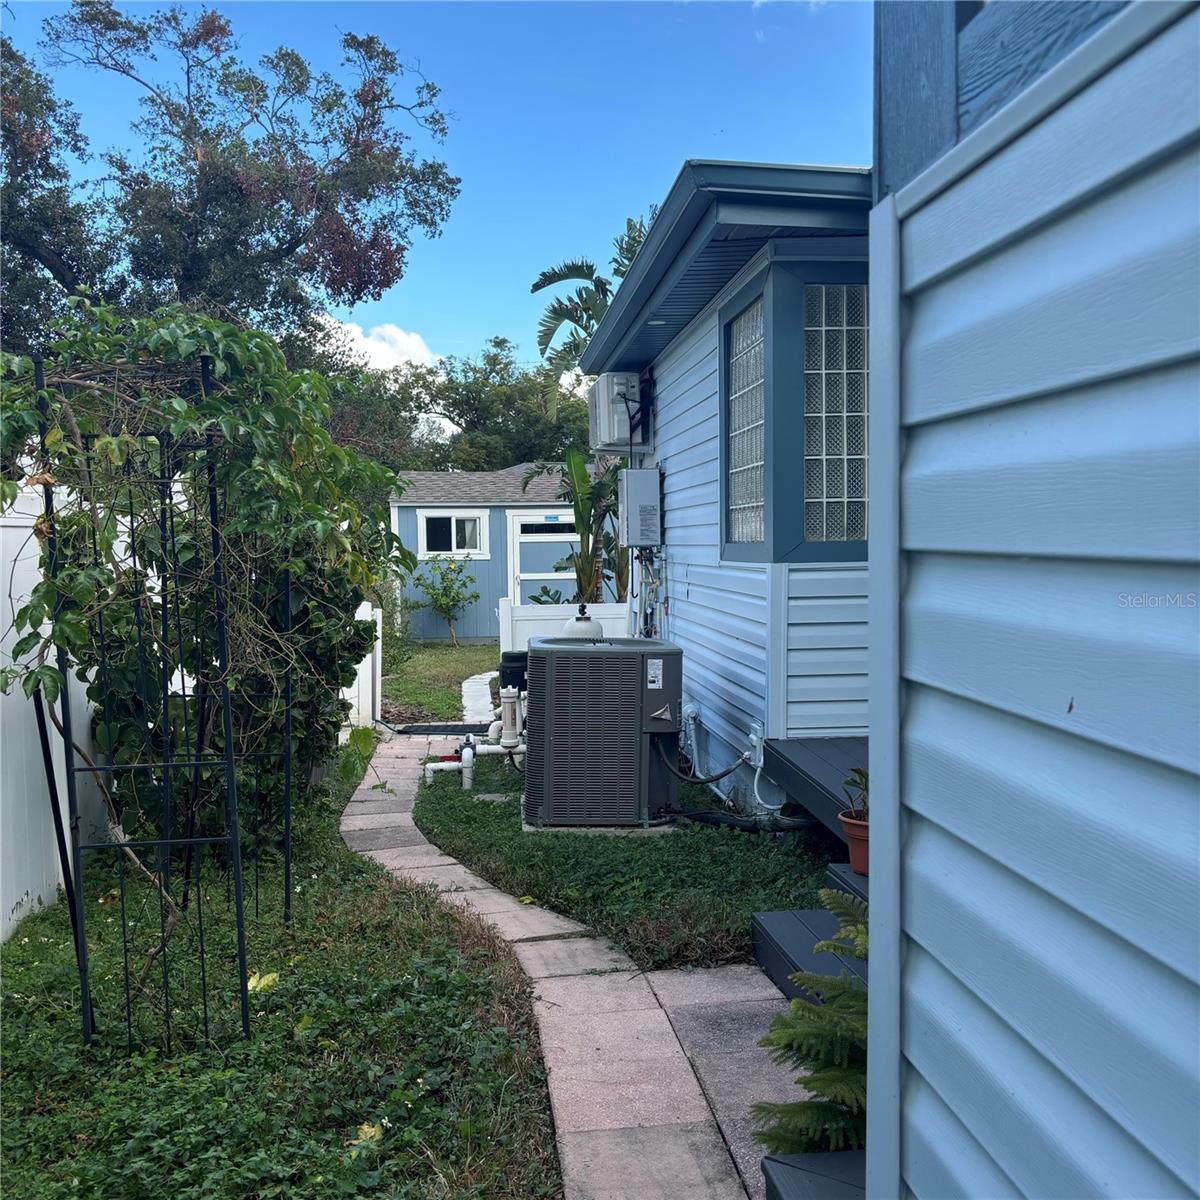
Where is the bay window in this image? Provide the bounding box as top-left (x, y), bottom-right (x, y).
top-left (720, 256), bottom-right (868, 563)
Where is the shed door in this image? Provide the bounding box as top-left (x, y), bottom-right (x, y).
top-left (869, 7), bottom-right (1200, 1199)
top-left (506, 508), bottom-right (578, 603)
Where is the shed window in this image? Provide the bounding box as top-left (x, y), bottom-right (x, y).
top-left (520, 521), bottom-right (577, 535)
top-left (727, 297), bottom-right (766, 544)
top-left (416, 509), bottom-right (489, 559)
top-left (803, 284), bottom-right (868, 542)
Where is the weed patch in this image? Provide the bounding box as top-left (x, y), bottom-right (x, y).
top-left (0, 751), bottom-right (560, 1200)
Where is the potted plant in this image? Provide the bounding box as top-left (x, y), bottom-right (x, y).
top-left (838, 767), bottom-right (869, 876)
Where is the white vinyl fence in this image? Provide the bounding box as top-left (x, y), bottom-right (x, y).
top-left (1, 490), bottom-right (101, 941)
top-left (1, 487), bottom-right (381, 940)
top-left (498, 597), bottom-right (630, 651)
top-left (342, 602), bottom-right (383, 729)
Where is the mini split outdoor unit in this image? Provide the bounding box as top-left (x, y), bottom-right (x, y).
top-left (523, 636), bottom-right (682, 827)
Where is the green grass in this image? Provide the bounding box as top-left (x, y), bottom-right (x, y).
top-left (0, 749), bottom-right (561, 1200)
top-left (413, 758), bottom-right (828, 971)
top-left (382, 642), bottom-right (501, 721)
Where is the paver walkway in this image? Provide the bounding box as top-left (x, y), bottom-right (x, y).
top-left (341, 731), bottom-right (797, 1200)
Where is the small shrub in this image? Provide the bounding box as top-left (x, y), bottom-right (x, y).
top-left (753, 889), bottom-right (868, 1154)
top-left (411, 556), bottom-right (481, 645)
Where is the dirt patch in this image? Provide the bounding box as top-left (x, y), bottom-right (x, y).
top-left (381, 699), bottom-right (432, 726)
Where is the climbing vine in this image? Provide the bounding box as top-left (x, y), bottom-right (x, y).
top-left (0, 299), bottom-right (410, 926)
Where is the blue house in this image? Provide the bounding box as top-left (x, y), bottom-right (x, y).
top-left (583, 2), bottom-right (1198, 1197)
top-left (581, 162), bottom-right (874, 825)
top-left (867, 3), bottom-right (1198, 1197)
top-left (391, 465), bottom-right (577, 641)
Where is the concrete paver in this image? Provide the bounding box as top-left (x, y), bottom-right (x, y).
top-left (538, 1007), bottom-right (685, 1066)
top-left (392, 863), bottom-right (491, 892)
top-left (363, 845), bottom-right (456, 870)
top-left (666, 999), bottom-right (784, 1058)
top-left (557, 1122), bottom-right (747, 1200)
top-left (647, 965), bottom-right (785, 1009)
top-left (545, 1055), bottom-right (713, 1133)
top-left (513, 937), bottom-right (635, 978)
top-left (439, 886), bottom-right (531, 916)
top-left (533, 971), bottom-right (658, 1016)
top-left (461, 670), bottom-right (498, 722)
top-left (340, 810), bottom-right (416, 831)
top-left (341, 824), bottom-right (428, 851)
top-left (485, 904), bottom-right (589, 943)
top-left (343, 795), bottom-right (415, 815)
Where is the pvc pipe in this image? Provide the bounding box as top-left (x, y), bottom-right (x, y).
top-left (461, 741), bottom-right (475, 789)
top-left (472, 742), bottom-right (524, 765)
top-left (499, 685), bottom-right (522, 749)
top-left (424, 759), bottom-right (462, 783)
top-left (752, 765), bottom-right (785, 812)
top-left (487, 720), bottom-right (503, 744)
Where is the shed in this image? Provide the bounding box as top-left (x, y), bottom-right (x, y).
top-left (391, 464), bottom-right (577, 641)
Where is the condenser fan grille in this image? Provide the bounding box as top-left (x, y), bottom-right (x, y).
top-left (543, 653), bottom-right (641, 824)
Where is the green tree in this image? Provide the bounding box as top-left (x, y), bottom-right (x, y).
top-left (530, 212), bottom-right (654, 397)
top-left (346, 337), bottom-right (590, 473)
top-left (752, 890), bottom-right (869, 1154)
top-left (0, 35), bottom-right (117, 352)
top-left (2, 1), bottom-right (459, 344)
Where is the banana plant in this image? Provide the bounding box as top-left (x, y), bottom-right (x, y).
top-left (523, 448), bottom-right (624, 606)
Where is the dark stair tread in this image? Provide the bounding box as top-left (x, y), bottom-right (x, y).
top-left (762, 737), bottom-right (867, 839)
top-left (752, 909), bottom-right (868, 1000)
top-left (825, 862), bottom-right (868, 903)
top-left (763, 1151), bottom-right (865, 1200)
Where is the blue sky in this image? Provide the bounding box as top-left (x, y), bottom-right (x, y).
top-left (6, 1), bottom-right (873, 367)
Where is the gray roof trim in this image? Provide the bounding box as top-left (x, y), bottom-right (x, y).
top-left (579, 161), bottom-right (873, 375)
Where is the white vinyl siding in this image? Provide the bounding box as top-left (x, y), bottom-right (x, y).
top-left (653, 307), bottom-right (769, 795)
top-left (784, 563), bottom-right (868, 737)
top-left (870, 9), bottom-right (1200, 1198)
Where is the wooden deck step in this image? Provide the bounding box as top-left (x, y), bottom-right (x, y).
top-left (763, 1151), bottom-right (865, 1199)
top-left (762, 736), bottom-right (868, 840)
top-left (751, 909), bottom-right (868, 1000)
top-left (824, 862), bottom-right (868, 904)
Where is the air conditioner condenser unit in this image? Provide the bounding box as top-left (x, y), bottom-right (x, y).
top-left (523, 636), bottom-right (681, 827)
top-left (587, 372), bottom-right (646, 454)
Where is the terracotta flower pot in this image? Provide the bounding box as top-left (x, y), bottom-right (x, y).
top-left (838, 809), bottom-right (869, 876)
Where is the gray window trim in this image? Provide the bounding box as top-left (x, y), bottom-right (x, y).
top-left (719, 259), bottom-right (869, 564)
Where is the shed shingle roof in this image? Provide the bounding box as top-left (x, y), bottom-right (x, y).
top-left (393, 463), bottom-right (565, 506)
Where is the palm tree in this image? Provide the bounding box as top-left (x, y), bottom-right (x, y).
top-left (531, 212), bottom-right (655, 406)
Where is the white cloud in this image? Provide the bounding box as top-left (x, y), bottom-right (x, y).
top-left (320, 315), bottom-right (439, 370)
